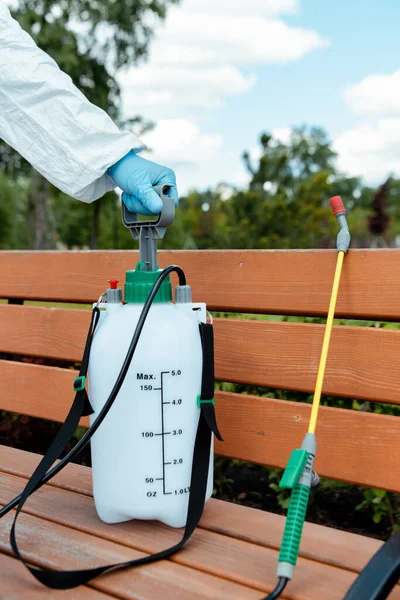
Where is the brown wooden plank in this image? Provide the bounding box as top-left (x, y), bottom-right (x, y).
top-left (1, 249), bottom-right (400, 319)
top-left (0, 493), bottom-right (261, 600)
top-left (216, 319), bottom-right (400, 403)
top-left (201, 498), bottom-right (383, 576)
top-left (0, 304), bottom-right (92, 362)
top-left (0, 445), bottom-right (93, 497)
top-left (0, 552), bottom-right (114, 599)
top-left (0, 446), bottom-right (385, 576)
top-left (0, 471), bottom-right (373, 600)
top-left (214, 392), bottom-right (400, 492)
top-left (0, 361), bottom-right (399, 490)
top-left (2, 305), bottom-right (400, 404)
top-left (0, 360), bottom-right (90, 426)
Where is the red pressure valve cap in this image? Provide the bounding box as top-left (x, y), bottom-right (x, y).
top-left (330, 196), bottom-right (346, 216)
top-left (108, 279), bottom-right (119, 289)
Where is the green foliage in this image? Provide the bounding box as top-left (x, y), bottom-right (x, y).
top-left (268, 469), bottom-right (291, 510)
top-left (219, 127), bottom-right (360, 249)
top-left (4, 120), bottom-right (400, 251)
top-left (160, 126), bottom-right (367, 252)
top-left (245, 127), bottom-right (337, 191)
top-left (161, 190), bottom-right (230, 250)
top-left (0, 171), bottom-right (30, 249)
top-left (357, 489), bottom-right (400, 530)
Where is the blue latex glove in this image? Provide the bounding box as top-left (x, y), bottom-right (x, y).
top-left (107, 151), bottom-right (178, 216)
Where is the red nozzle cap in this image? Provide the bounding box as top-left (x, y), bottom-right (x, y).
top-left (108, 279), bottom-right (119, 290)
top-left (330, 196), bottom-right (346, 216)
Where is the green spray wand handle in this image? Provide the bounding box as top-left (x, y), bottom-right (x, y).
top-left (278, 484), bottom-right (310, 570)
top-left (276, 434), bottom-right (318, 581)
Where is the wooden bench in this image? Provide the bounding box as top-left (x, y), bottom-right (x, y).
top-left (0, 248), bottom-right (400, 599)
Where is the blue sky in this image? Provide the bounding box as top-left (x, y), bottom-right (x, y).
top-left (119, 0), bottom-right (400, 193)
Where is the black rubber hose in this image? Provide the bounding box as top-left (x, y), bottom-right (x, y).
top-left (0, 265), bottom-right (186, 518)
top-left (263, 577), bottom-right (288, 599)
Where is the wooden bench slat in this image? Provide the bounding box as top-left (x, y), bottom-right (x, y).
top-left (0, 469), bottom-right (372, 600)
top-left (0, 445), bottom-right (385, 575)
top-left (215, 319), bottom-right (400, 403)
top-left (0, 360), bottom-right (90, 425)
top-left (215, 391), bottom-right (400, 492)
top-left (1, 362), bottom-right (398, 490)
top-left (0, 445), bottom-right (93, 497)
top-left (0, 553), bottom-right (114, 599)
top-left (1, 249), bottom-right (400, 319)
top-left (0, 489), bottom-right (261, 600)
top-left (2, 305), bottom-right (400, 404)
top-left (201, 499), bottom-right (382, 576)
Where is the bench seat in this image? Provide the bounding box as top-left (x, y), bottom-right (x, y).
top-left (0, 445), bottom-right (398, 600)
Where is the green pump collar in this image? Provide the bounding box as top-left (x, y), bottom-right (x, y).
top-left (124, 262), bottom-right (172, 304)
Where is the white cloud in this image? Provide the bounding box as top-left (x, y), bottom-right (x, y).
top-left (344, 70), bottom-right (400, 118)
top-left (272, 127), bottom-right (292, 145)
top-left (141, 118), bottom-right (222, 165)
top-left (119, 1), bottom-right (328, 119)
top-left (334, 119), bottom-right (400, 182)
top-left (150, 13), bottom-right (326, 68)
top-left (118, 0), bottom-right (327, 191)
top-left (181, 0), bottom-right (298, 17)
top-left (119, 65), bottom-right (255, 115)
top-left (138, 118), bottom-right (251, 193)
top-left (335, 70), bottom-right (400, 183)
top-left (173, 154), bottom-right (249, 195)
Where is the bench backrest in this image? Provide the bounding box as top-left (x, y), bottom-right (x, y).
top-left (1, 249), bottom-right (400, 493)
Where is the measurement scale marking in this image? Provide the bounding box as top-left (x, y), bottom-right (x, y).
top-left (160, 371), bottom-right (170, 495)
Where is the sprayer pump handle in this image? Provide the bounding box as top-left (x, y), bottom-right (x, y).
top-left (121, 184), bottom-right (175, 238)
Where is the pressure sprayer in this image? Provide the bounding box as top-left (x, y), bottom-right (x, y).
top-left (264, 196), bottom-right (351, 600)
top-left (0, 185), bottom-right (222, 590)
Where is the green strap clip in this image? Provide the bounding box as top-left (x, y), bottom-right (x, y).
top-left (73, 375), bottom-right (86, 392)
top-left (197, 395), bottom-right (215, 409)
top-left (279, 449), bottom-right (309, 489)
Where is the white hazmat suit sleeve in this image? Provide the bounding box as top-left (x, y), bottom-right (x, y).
top-left (0, 4), bottom-right (146, 202)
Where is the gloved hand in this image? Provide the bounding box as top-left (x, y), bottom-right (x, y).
top-left (107, 151), bottom-right (178, 216)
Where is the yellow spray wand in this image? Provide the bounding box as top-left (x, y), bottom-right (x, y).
top-left (308, 246), bottom-right (345, 434)
top-left (264, 196), bottom-right (351, 600)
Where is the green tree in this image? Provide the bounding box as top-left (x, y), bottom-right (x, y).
top-left (2, 0), bottom-right (179, 249)
top-left (0, 172), bottom-right (30, 249)
top-left (223, 126), bottom-right (362, 249)
top-left (161, 190), bottom-right (230, 250)
top-left (244, 127), bottom-right (337, 194)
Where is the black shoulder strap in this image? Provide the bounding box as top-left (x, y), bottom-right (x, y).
top-left (343, 530), bottom-right (400, 600)
top-left (7, 314), bottom-right (222, 590)
top-left (198, 322), bottom-right (223, 442)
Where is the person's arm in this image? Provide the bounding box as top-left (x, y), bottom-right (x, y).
top-left (0, 4), bottom-right (145, 203)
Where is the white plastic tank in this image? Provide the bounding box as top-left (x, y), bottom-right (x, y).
top-left (88, 268), bottom-right (213, 528)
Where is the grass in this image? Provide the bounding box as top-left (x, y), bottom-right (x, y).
top-left (1, 299), bottom-right (92, 310)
